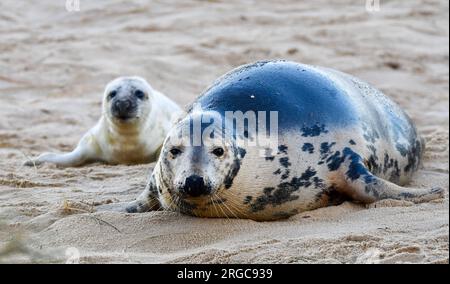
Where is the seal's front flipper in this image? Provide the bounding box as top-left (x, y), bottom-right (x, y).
top-left (125, 197), bottom-right (160, 213)
top-left (96, 202), bottom-right (133, 212)
top-left (125, 174), bottom-right (160, 213)
top-left (336, 156), bottom-right (444, 204)
top-left (97, 197), bottom-right (160, 213)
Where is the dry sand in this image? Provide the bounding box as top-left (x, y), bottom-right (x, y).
top-left (0, 0), bottom-right (448, 263)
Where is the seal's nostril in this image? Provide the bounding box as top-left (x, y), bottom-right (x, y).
top-left (123, 100), bottom-right (131, 110)
top-left (183, 175), bottom-right (208, 197)
top-left (113, 100), bottom-right (133, 115)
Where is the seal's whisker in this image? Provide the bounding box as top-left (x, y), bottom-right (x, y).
top-left (168, 194), bottom-right (179, 213)
top-left (144, 203), bottom-right (158, 213)
top-left (217, 198), bottom-right (231, 220)
top-left (156, 191), bottom-right (179, 215)
top-left (224, 196), bottom-right (251, 220)
top-left (214, 193), bottom-right (238, 218)
top-left (213, 193), bottom-right (232, 220)
top-left (210, 195), bottom-right (222, 219)
top-left (226, 201), bottom-right (247, 219)
top-left (214, 195), bottom-right (229, 220)
top-left (218, 196), bottom-right (240, 220)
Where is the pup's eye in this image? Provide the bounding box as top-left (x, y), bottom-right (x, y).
top-left (135, 90), bottom-right (146, 99)
top-left (170, 148), bottom-right (182, 157)
top-left (108, 90), bottom-right (117, 99)
top-left (212, 147), bottom-right (224, 157)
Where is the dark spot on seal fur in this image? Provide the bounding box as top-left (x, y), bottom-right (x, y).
top-left (298, 167), bottom-right (318, 186)
top-left (281, 170), bottom-right (290, 180)
top-left (313, 176), bottom-right (325, 188)
top-left (238, 147), bottom-right (246, 158)
top-left (250, 167), bottom-right (322, 212)
top-left (362, 124), bottom-right (380, 144)
top-left (366, 144), bottom-right (377, 156)
top-left (326, 147), bottom-right (375, 184)
top-left (264, 148), bottom-right (275, 161)
top-left (325, 151), bottom-right (343, 171)
top-left (383, 152), bottom-right (401, 182)
top-left (383, 153), bottom-right (401, 182)
top-left (366, 155), bottom-right (380, 175)
top-left (278, 145), bottom-right (288, 154)
top-left (301, 124), bottom-right (328, 137)
top-left (398, 192), bottom-right (415, 199)
top-left (404, 140), bottom-right (422, 173)
top-left (177, 199), bottom-right (197, 214)
top-left (243, 195), bottom-right (253, 205)
top-left (264, 187), bottom-right (274, 194)
top-left (146, 175), bottom-right (158, 195)
top-left (273, 169), bottom-right (281, 175)
top-left (315, 186), bottom-right (350, 206)
top-left (279, 157), bottom-right (291, 168)
top-left (383, 152), bottom-right (394, 174)
top-left (349, 139), bottom-right (356, 145)
top-left (250, 186), bottom-right (298, 212)
top-left (302, 143), bottom-right (314, 154)
top-left (320, 142), bottom-right (336, 159)
top-left (365, 144), bottom-right (381, 175)
top-left (223, 148), bottom-right (245, 189)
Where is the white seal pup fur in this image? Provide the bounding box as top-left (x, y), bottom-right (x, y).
top-left (125, 61), bottom-right (444, 221)
top-left (24, 76), bottom-right (182, 167)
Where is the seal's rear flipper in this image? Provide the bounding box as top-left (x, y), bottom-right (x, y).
top-left (339, 166), bottom-right (445, 204)
top-left (23, 141), bottom-right (94, 168)
top-left (24, 151), bottom-right (88, 167)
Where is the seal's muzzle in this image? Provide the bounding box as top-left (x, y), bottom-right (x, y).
top-left (181, 175), bottom-right (210, 197)
top-left (111, 98), bottom-right (137, 120)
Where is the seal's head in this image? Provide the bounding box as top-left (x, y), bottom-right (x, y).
top-left (103, 77), bottom-right (153, 124)
top-left (157, 111), bottom-right (246, 216)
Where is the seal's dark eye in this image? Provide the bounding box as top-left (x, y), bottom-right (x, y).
top-left (135, 90), bottom-right (146, 99)
top-left (212, 147), bottom-right (224, 157)
top-left (170, 148), bottom-right (182, 157)
top-left (108, 90), bottom-right (117, 99)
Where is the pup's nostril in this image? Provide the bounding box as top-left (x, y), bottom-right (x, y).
top-left (183, 175), bottom-right (208, 197)
top-left (113, 100), bottom-right (133, 115)
top-left (121, 100), bottom-right (131, 110)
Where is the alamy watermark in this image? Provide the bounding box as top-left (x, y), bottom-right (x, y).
top-left (171, 104), bottom-right (279, 157)
top-left (366, 0), bottom-right (381, 13)
top-left (65, 247), bottom-right (80, 264)
top-left (66, 0), bottom-right (80, 12)
top-left (355, 248), bottom-right (382, 264)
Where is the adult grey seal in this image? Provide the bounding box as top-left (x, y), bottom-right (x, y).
top-left (126, 60), bottom-right (444, 221)
top-left (24, 76), bottom-right (182, 167)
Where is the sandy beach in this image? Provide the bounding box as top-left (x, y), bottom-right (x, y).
top-left (0, 0), bottom-right (448, 263)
